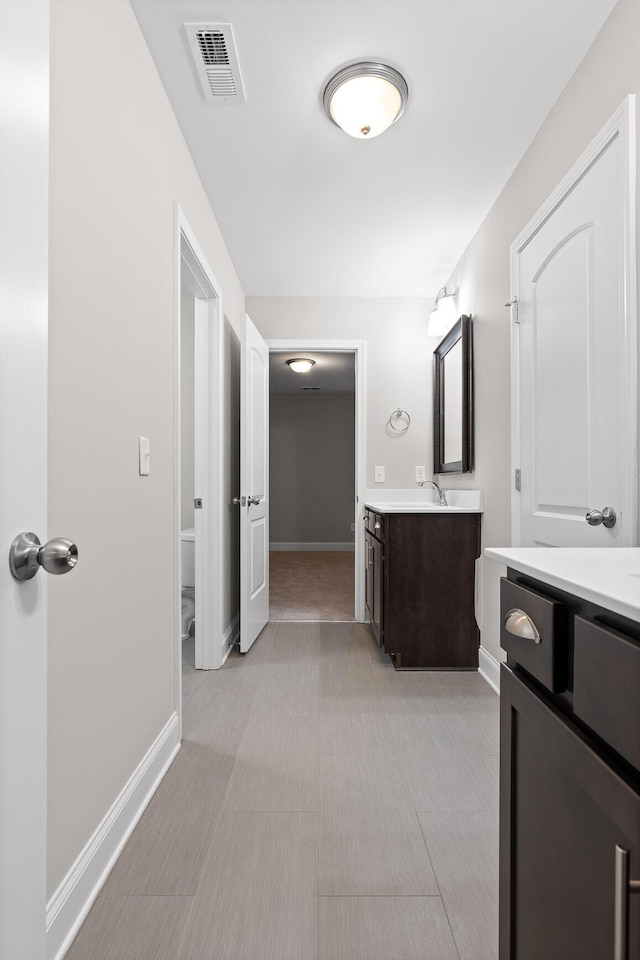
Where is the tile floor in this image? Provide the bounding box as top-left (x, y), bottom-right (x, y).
top-left (67, 622), bottom-right (499, 960)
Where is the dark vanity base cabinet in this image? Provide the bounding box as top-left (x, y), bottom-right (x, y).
top-left (384, 513), bottom-right (480, 670)
top-left (500, 665), bottom-right (640, 960)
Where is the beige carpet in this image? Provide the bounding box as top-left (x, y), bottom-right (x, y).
top-left (269, 551), bottom-right (355, 620)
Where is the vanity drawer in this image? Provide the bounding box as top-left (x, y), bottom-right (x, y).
top-left (573, 616), bottom-right (640, 771)
top-left (500, 578), bottom-right (568, 693)
top-left (365, 510), bottom-right (385, 541)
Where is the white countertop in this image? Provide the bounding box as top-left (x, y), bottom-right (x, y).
top-left (485, 547), bottom-right (640, 623)
top-left (364, 488), bottom-right (483, 514)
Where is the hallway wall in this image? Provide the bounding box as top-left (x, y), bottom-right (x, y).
top-left (48, 0), bottom-right (244, 899)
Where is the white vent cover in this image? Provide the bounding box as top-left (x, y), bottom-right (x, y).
top-left (184, 23), bottom-right (245, 103)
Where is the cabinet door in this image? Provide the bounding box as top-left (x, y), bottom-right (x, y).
top-left (371, 535), bottom-right (383, 647)
top-left (500, 665), bottom-right (640, 960)
top-left (364, 533), bottom-right (374, 625)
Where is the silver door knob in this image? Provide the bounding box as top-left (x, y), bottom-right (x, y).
top-left (585, 506), bottom-right (617, 528)
top-left (248, 495), bottom-right (261, 506)
top-left (232, 496), bottom-right (247, 506)
top-left (9, 532), bottom-right (78, 581)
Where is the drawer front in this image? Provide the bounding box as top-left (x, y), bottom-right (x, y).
top-left (574, 616), bottom-right (640, 772)
top-left (500, 578), bottom-right (567, 693)
top-left (364, 509), bottom-right (385, 541)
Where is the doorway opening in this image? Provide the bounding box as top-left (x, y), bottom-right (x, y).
top-left (174, 208), bottom-right (225, 725)
top-left (265, 340), bottom-right (366, 622)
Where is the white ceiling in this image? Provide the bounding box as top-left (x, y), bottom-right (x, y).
top-left (269, 351), bottom-right (355, 394)
top-left (131, 0), bottom-right (617, 298)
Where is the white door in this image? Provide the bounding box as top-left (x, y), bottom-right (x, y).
top-left (240, 314), bottom-right (269, 652)
top-left (0, 2), bottom-right (49, 956)
top-left (512, 100), bottom-right (637, 548)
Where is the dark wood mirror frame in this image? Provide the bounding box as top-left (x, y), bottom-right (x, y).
top-left (433, 314), bottom-right (473, 474)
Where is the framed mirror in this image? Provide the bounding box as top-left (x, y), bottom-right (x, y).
top-left (433, 314), bottom-right (473, 474)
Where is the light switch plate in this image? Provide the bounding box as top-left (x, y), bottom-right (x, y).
top-left (415, 465), bottom-right (426, 483)
top-left (374, 466), bottom-right (385, 483)
top-left (139, 436), bottom-right (150, 476)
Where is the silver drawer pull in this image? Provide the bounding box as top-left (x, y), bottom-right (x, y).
top-left (374, 522), bottom-right (381, 530)
top-left (504, 608), bottom-right (541, 644)
top-left (614, 845), bottom-right (640, 960)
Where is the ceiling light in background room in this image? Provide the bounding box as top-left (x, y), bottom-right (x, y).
top-left (322, 62), bottom-right (408, 139)
top-left (286, 358), bottom-right (316, 373)
top-left (427, 288), bottom-right (458, 337)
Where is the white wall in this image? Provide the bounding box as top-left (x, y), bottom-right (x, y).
top-left (48, 0), bottom-right (244, 898)
top-left (180, 293), bottom-right (195, 532)
top-left (442, 0), bottom-right (640, 663)
top-left (270, 393), bottom-right (355, 545)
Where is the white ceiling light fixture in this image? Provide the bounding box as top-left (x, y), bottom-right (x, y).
top-left (286, 358), bottom-right (316, 374)
top-left (427, 288), bottom-right (458, 337)
top-left (323, 62), bottom-right (409, 139)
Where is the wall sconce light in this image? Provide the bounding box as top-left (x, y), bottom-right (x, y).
top-left (322, 62), bottom-right (408, 139)
top-left (427, 288), bottom-right (458, 337)
top-left (286, 358), bottom-right (316, 374)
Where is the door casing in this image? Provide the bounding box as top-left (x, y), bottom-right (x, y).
top-left (174, 205), bottom-right (225, 705)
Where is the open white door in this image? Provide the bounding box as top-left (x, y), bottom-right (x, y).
top-left (0, 2), bottom-right (49, 956)
top-left (511, 99), bottom-right (637, 547)
top-left (240, 314), bottom-right (269, 652)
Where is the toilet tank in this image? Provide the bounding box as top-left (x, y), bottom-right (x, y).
top-left (181, 528), bottom-right (195, 587)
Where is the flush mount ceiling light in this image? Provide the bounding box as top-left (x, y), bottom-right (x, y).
top-left (427, 288), bottom-right (458, 338)
top-left (286, 358), bottom-right (316, 374)
top-left (322, 62), bottom-right (408, 139)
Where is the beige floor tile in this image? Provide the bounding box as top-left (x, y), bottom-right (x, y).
top-left (319, 896), bottom-right (459, 960)
top-left (104, 744), bottom-right (234, 896)
top-left (223, 716), bottom-right (318, 811)
top-left (317, 713), bottom-right (395, 758)
top-left (319, 756), bottom-right (412, 812)
top-left (386, 712), bottom-right (499, 761)
top-left (419, 810), bottom-right (499, 960)
top-left (319, 807), bottom-right (439, 896)
top-left (65, 895), bottom-right (192, 960)
top-left (182, 668), bottom-right (253, 754)
top-left (481, 753), bottom-right (500, 785)
top-left (245, 662), bottom-right (320, 717)
top-left (400, 753), bottom-right (498, 812)
top-left (177, 811), bottom-right (318, 960)
top-left (319, 623), bottom-right (381, 715)
top-left (245, 620), bottom-right (319, 665)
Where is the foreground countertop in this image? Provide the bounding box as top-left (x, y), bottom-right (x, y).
top-left (485, 547), bottom-right (640, 623)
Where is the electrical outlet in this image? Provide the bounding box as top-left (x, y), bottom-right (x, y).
top-left (415, 465), bottom-right (426, 483)
top-left (374, 466), bottom-right (385, 483)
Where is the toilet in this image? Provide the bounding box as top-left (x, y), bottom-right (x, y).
top-left (181, 528), bottom-right (195, 640)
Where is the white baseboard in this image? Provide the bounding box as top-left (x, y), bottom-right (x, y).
top-left (478, 646), bottom-right (501, 695)
top-left (46, 712), bottom-right (181, 960)
top-left (220, 613), bottom-right (240, 665)
top-left (269, 542), bottom-right (355, 552)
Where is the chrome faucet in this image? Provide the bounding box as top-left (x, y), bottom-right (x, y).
top-left (417, 479), bottom-right (448, 506)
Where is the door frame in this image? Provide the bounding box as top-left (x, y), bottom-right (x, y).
top-left (509, 96), bottom-right (637, 546)
top-left (265, 339), bottom-right (367, 621)
top-left (173, 205), bottom-right (225, 721)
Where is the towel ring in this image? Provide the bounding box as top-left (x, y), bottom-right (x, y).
top-left (388, 408), bottom-right (411, 434)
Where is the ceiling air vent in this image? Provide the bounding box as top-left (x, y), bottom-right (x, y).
top-left (184, 23), bottom-right (245, 104)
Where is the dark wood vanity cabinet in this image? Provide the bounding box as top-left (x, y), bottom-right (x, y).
top-left (364, 507), bottom-right (480, 669)
top-left (500, 573), bottom-right (640, 959)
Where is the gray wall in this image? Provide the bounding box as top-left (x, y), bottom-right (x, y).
top-left (48, 0), bottom-right (244, 898)
top-left (180, 293), bottom-right (195, 531)
top-left (270, 393), bottom-right (355, 545)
